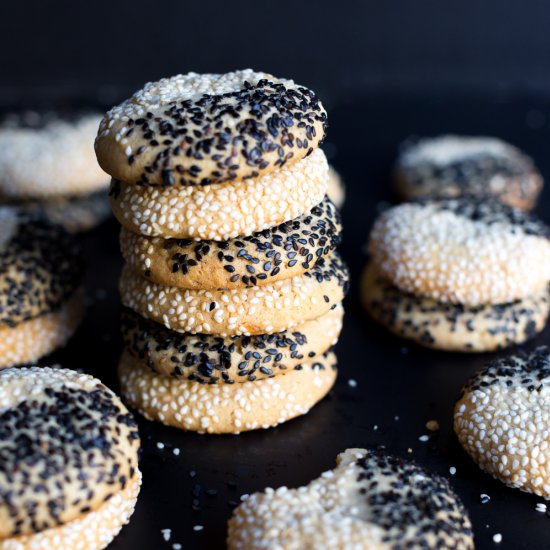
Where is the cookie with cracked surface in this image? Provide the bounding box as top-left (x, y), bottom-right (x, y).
top-left (120, 195), bottom-right (341, 290)
top-left (395, 135), bottom-right (543, 210)
top-left (0, 110), bottom-right (108, 200)
top-left (118, 349), bottom-right (337, 434)
top-left (119, 254), bottom-right (349, 336)
top-left (95, 69), bottom-right (327, 186)
top-left (227, 448), bottom-right (474, 549)
top-left (455, 346), bottom-right (550, 498)
top-left (121, 304), bottom-right (343, 383)
top-left (109, 147), bottom-right (328, 240)
top-left (0, 366), bottom-right (141, 549)
top-left (369, 197), bottom-right (550, 306)
top-left (362, 262), bottom-right (550, 352)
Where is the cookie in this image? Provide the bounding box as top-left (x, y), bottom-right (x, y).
top-left (327, 165), bottom-right (345, 208)
top-left (455, 346), bottom-right (550, 498)
top-left (120, 196), bottom-right (341, 290)
top-left (0, 111), bottom-right (108, 200)
top-left (121, 304), bottom-right (343, 382)
top-left (109, 147), bottom-right (328, 240)
top-left (227, 448), bottom-right (474, 549)
top-left (369, 197), bottom-right (550, 306)
top-left (119, 254), bottom-right (348, 336)
top-left (362, 262), bottom-right (550, 352)
top-left (19, 190), bottom-right (111, 233)
top-left (395, 135), bottom-right (543, 210)
top-left (118, 349), bottom-right (336, 433)
top-left (0, 208), bottom-right (84, 367)
top-left (0, 366), bottom-right (141, 548)
top-left (95, 70), bottom-right (327, 187)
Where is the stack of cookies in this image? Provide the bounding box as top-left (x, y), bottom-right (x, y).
top-left (95, 70), bottom-right (349, 434)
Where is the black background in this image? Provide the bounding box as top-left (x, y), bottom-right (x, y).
top-left (5, 2), bottom-right (550, 549)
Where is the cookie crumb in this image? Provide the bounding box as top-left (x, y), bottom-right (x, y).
top-left (425, 420), bottom-right (440, 431)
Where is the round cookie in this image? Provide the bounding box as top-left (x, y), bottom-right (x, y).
top-left (109, 147), bottom-right (328, 240)
top-left (120, 196), bottom-right (341, 290)
top-left (362, 262), bottom-right (550, 352)
top-left (121, 304), bottom-right (343, 382)
top-left (227, 448), bottom-right (474, 549)
top-left (119, 254), bottom-right (349, 336)
top-left (0, 366), bottom-right (141, 548)
top-left (0, 110), bottom-right (108, 200)
top-left (327, 165), bottom-right (345, 209)
top-left (455, 346), bottom-right (550, 498)
top-left (118, 349), bottom-right (337, 434)
top-left (95, 69), bottom-right (327, 186)
top-left (369, 197), bottom-right (550, 306)
top-left (20, 190), bottom-right (111, 233)
top-left (394, 135), bottom-right (543, 210)
top-left (0, 208), bottom-right (84, 367)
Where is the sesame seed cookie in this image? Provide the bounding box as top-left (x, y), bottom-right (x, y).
top-left (0, 366), bottom-right (141, 548)
top-left (121, 304), bottom-right (343, 383)
top-left (369, 197), bottom-right (550, 306)
top-left (120, 196), bottom-right (341, 290)
top-left (109, 147), bottom-right (328, 240)
top-left (455, 346), bottom-right (550, 498)
top-left (227, 448), bottom-right (474, 549)
top-left (327, 165), bottom-right (345, 209)
top-left (119, 254), bottom-right (349, 336)
top-left (118, 349), bottom-right (337, 434)
top-left (0, 111), bottom-right (108, 200)
top-left (95, 70), bottom-right (327, 187)
top-left (395, 135), bottom-right (543, 210)
top-left (362, 263), bottom-right (550, 352)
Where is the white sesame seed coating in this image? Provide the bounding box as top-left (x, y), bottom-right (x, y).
top-left (119, 254), bottom-right (348, 336)
top-left (0, 471), bottom-right (141, 550)
top-left (455, 346), bottom-right (550, 498)
top-left (227, 448), bottom-right (474, 549)
top-left (110, 148), bottom-right (328, 240)
top-left (118, 350), bottom-right (337, 434)
top-left (369, 198), bottom-right (550, 306)
top-left (0, 289), bottom-right (84, 368)
top-left (0, 113), bottom-right (108, 199)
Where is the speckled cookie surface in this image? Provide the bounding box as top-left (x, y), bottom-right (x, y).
top-left (0, 111), bottom-right (108, 199)
top-left (227, 448), bottom-right (474, 550)
top-left (120, 196), bottom-right (341, 289)
top-left (362, 263), bottom-right (550, 352)
top-left (110, 147), bottom-right (328, 240)
top-left (121, 304), bottom-right (343, 382)
top-left (395, 135), bottom-right (543, 210)
top-left (369, 197), bottom-right (550, 306)
top-left (119, 254), bottom-right (348, 336)
top-left (0, 367), bottom-right (140, 539)
top-left (0, 208), bottom-right (83, 326)
top-left (95, 70), bottom-right (327, 186)
top-left (118, 349), bottom-right (337, 434)
top-left (17, 190), bottom-right (111, 233)
top-left (455, 346), bottom-right (550, 498)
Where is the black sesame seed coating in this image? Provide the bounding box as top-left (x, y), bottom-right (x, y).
top-left (121, 196), bottom-right (341, 290)
top-left (100, 78), bottom-right (327, 187)
top-left (0, 211), bottom-right (83, 326)
top-left (0, 373), bottom-right (140, 537)
top-left (120, 305), bottom-right (343, 384)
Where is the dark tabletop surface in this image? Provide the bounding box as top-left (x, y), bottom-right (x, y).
top-left (42, 93), bottom-right (550, 549)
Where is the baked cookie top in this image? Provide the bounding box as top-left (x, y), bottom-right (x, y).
top-left (369, 197), bottom-right (550, 306)
top-left (95, 69), bottom-right (327, 186)
top-left (0, 208), bottom-right (83, 326)
top-left (0, 366), bottom-right (140, 538)
top-left (0, 110), bottom-right (108, 199)
top-left (228, 448), bottom-right (473, 549)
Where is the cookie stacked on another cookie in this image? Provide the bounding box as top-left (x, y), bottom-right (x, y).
top-left (95, 70), bottom-right (349, 434)
top-left (363, 197), bottom-right (550, 352)
top-left (0, 111), bottom-right (111, 232)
